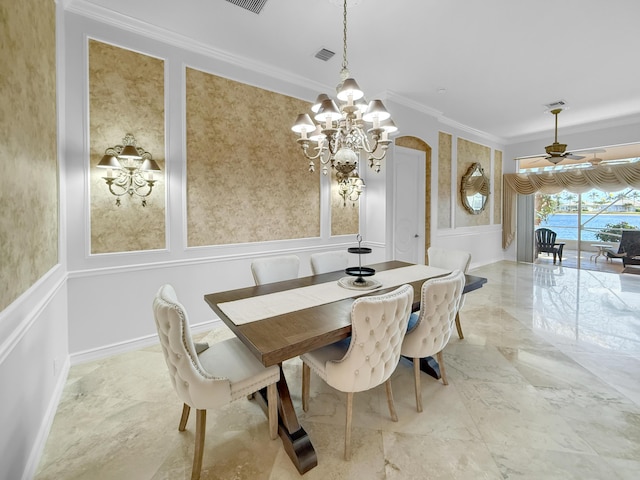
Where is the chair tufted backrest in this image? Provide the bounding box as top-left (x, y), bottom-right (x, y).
top-left (310, 251), bottom-right (349, 275)
top-left (427, 246), bottom-right (470, 309)
top-left (401, 270), bottom-right (465, 359)
top-left (427, 247), bottom-right (471, 273)
top-left (251, 255), bottom-right (300, 285)
top-left (325, 284), bottom-right (414, 393)
top-left (153, 284), bottom-right (231, 409)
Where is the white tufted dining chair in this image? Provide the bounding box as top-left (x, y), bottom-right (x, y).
top-left (310, 250), bottom-right (349, 275)
top-left (427, 246), bottom-right (471, 339)
top-left (401, 270), bottom-right (465, 412)
top-left (153, 284), bottom-right (280, 480)
top-left (251, 254), bottom-right (300, 285)
top-left (300, 284), bottom-right (414, 460)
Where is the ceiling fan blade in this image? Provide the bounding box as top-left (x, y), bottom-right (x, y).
top-left (514, 153), bottom-right (547, 160)
top-left (574, 148), bottom-right (606, 155)
top-left (565, 154), bottom-right (586, 160)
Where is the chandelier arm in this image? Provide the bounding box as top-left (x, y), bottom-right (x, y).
top-left (302, 146), bottom-right (324, 161)
top-left (367, 147), bottom-right (390, 162)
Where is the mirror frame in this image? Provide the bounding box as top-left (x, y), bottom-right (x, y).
top-left (460, 162), bottom-right (490, 215)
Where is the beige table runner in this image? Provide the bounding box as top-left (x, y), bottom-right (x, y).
top-left (218, 264), bottom-right (450, 326)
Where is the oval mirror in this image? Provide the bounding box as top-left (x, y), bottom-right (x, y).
top-left (461, 163), bottom-right (489, 214)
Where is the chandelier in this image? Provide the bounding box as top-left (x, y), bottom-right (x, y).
top-left (97, 134), bottom-right (161, 207)
top-left (291, 0), bottom-right (397, 205)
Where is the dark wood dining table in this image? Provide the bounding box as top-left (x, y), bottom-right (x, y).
top-left (204, 260), bottom-right (486, 474)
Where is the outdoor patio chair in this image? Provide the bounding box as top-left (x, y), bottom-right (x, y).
top-left (608, 230), bottom-right (640, 266)
top-left (535, 228), bottom-right (565, 264)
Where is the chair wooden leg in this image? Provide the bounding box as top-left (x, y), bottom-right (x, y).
top-left (385, 379), bottom-right (398, 422)
top-left (192, 409), bottom-right (206, 480)
top-left (412, 358), bottom-right (423, 412)
top-left (179, 403), bottom-right (190, 431)
top-left (436, 350), bottom-right (448, 385)
top-left (267, 383), bottom-right (278, 440)
top-left (345, 392), bottom-right (353, 460)
top-left (455, 311), bottom-right (464, 339)
top-left (302, 362), bottom-right (310, 412)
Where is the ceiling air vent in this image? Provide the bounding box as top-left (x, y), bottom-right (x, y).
top-left (225, 0), bottom-right (268, 14)
top-left (315, 48), bottom-right (335, 61)
top-left (544, 100), bottom-right (568, 110)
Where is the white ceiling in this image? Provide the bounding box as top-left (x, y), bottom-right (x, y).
top-left (71, 0), bottom-right (640, 143)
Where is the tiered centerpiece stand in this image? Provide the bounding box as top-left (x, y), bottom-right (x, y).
top-left (339, 235), bottom-right (381, 290)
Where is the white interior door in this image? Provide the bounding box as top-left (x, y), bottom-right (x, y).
top-left (393, 147), bottom-right (425, 263)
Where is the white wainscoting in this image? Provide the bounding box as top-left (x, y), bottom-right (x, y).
top-left (0, 265), bottom-right (69, 480)
top-left (433, 224), bottom-right (504, 270)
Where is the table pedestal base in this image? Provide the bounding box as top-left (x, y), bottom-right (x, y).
top-left (253, 366), bottom-right (317, 474)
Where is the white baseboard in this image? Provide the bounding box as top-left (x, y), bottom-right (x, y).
top-left (70, 318), bottom-right (222, 365)
top-left (22, 355), bottom-right (70, 480)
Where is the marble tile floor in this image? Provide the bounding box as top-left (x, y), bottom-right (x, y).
top-left (534, 248), bottom-right (625, 274)
top-left (35, 261), bottom-right (640, 479)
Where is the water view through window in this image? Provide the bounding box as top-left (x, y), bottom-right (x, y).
top-left (535, 189), bottom-right (640, 242)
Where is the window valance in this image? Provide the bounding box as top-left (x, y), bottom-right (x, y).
top-left (502, 162), bottom-right (640, 249)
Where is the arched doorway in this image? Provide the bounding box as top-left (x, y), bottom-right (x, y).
top-left (394, 136), bottom-right (432, 263)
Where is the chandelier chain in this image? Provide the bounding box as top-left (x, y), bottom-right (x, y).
top-left (291, 0), bottom-right (396, 206)
top-left (342, 0), bottom-right (348, 72)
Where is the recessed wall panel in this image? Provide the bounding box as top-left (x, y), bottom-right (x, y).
top-left (185, 67), bottom-right (320, 246)
top-left (438, 132), bottom-right (452, 229)
top-left (89, 40), bottom-right (166, 254)
top-left (456, 138), bottom-right (491, 227)
top-left (0, 0), bottom-right (57, 310)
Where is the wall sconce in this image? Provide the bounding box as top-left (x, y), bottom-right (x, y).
top-left (96, 133), bottom-right (161, 206)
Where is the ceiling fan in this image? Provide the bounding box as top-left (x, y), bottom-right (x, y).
top-left (514, 108), bottom-right (586, 167)
top-left (541, 108), bottom-right (585, 164)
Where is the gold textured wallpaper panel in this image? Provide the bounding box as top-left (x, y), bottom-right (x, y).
top-left (89, 40), bottom-right (166, 254)
top-left (437, 132), bottom-right (452, 229)
top-left (456, 138), bottom-right (491, 227)
top-left (186, 67), bottom-right (320, 246)
top-left (494, 150), bottom-right (502, 224)
top-left (331, 167), bottom-right (359, 235)
top-left (0, 0), bottom-right (58, 311)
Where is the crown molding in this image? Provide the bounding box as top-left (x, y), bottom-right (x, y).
top-left (385, 91), bottom-right (506, 145)
top-left (438, 116), bottom-right (507, 145)
top-left (385, 91), bottom-right (443, 119)
top-left (65, 0), bottom-right (331, 99)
